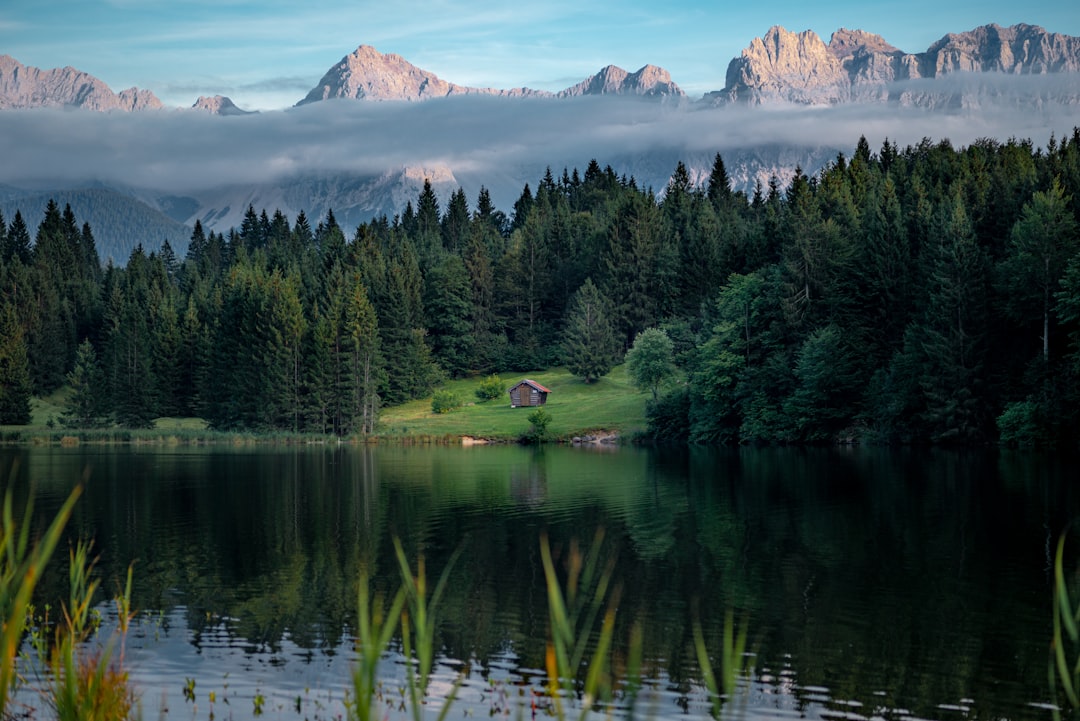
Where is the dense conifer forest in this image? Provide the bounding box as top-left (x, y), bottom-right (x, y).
top-left (2, 130), bottom-right (1080, 445)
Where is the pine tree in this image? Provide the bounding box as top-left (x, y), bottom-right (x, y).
top-left (0, 302), bottom-right (32, 425)
top-left (424, 254), bottom-right (474, 377)
top-left (63, 339), bottom-right (106, 427)
top-left (345, 278), bottom-right (382, 435)
top-left (562, 278), bottom-right (619, 383)
top-left (5, 211), bottom-right (32, 265)
top-left (706, 152), bottom-right (733, 207)
top-left (1003, 179), bottom-right (1079, 361)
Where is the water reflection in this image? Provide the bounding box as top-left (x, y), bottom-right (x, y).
top-left (1, 445), bottom-right (1074, 720)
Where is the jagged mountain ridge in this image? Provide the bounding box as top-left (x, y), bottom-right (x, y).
top-left (0, 55), bottom-right (163, 111)
top-left (3, 22), bottom-right (1079, 111)
top-left (715, 23), bottom-right (1080, 105)
top-left (296, 45), bottom-right (684, 104)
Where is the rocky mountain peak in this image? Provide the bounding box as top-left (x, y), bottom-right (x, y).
top-left (298, 45), bottom-right (681, 104)
top-left (296, 44), bottom-right (527, 103)
top-left (714, 22), bottom-right (1080, 106)
top-left (0, 54), bottom-right (163, 111)
top-left (191, 95), bottom-right (253, 115)
top-left (718, 26), bottom-right (848, 104)
top-left (558, 63), bottom-right (684, 98)
top-left (827, 29), bottom-right (900, 59)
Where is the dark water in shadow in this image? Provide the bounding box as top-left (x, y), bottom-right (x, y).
top-left (2, 444), bottom-right (1075, 720)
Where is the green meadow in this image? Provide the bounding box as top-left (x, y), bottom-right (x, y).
top-left (2, 366), bottom-right (647, 445)
top-left (376, 365), bottom-right (647, 442)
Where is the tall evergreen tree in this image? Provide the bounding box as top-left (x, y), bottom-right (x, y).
top-left (562, 278), bottom-right (619, 383)
top-left (0, 302), bottom-right (32, 425)
top-left (63, 339), bottom-right (106, 427)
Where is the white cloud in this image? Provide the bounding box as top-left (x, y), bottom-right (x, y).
top-left (1, 79), bottom-right (1077, 213)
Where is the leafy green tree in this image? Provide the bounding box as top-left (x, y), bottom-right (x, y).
top-left (783, 325), bottom-right (860, 441)
top-left (523, 407), bottom-right (552, 443)
top-left (625, 328), bottom-right (676, 401)
top-left (561, 278), bottom-right (619, 383)
top-left (0, 303), bottom-right (32, 425)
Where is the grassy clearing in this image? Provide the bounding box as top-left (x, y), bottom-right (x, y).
top-left (2, 366), bottom-right (648, 445)
top-left (376, 365), bottom-right (648, 442)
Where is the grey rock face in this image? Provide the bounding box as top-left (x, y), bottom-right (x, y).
top-left (191, 95), bottom-right (254, 115)
top-left (717, 23), bottom-right (1080, 106)
top-left (0, 55), bottom-right (163, 111)
top-left (297, 45), bottom-right (683, 104)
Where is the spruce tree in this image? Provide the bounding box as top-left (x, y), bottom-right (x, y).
top-left (0, 302), bottom-right (32, 425)
top-left (562, 278), bottom-right (619, 383)
top-left (63, 339), bottom-right (106, 427)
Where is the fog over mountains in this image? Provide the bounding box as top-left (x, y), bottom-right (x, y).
top-left (2, 22), bottom-right (1079, 262)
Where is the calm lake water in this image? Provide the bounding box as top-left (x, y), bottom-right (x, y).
top-left (2, 444), bottom-right (1077, 721)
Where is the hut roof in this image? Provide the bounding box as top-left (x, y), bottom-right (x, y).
top-left (509, 379), bottom-right (552, 394)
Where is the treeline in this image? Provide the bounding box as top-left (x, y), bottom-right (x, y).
top-left (2, 130), bottom-right (1080, 444)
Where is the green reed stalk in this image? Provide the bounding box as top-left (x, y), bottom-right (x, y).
top-left (393, 539), bottom-right (463, 721)
top-left (350, 568), bottom-right (405, 721)
top-left (539, 531), bottom-right (619, 721)
top-left (0, 483), bottom-right (81, 716)
top-left (49, 540), bottom-right (134, 721)
top-left (1051, 532), bottom-right (1080, 719)
top-left (692, 609), bottom-right (748, 719)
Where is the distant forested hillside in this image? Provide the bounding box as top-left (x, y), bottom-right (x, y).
top-left (0, 188), bottom-right (190, 263)
top-left (2, 129), bottom-right (1079, 446)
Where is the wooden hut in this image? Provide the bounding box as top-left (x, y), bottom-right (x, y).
top-left (508, 379), bottom-right (551, 408)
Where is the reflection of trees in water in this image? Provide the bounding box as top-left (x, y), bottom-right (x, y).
top-left (3, 445), bottom-right (1073, 719)
top-left (509, 449), bottom-right (547, 508)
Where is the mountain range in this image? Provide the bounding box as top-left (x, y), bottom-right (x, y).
top-left (1, 22), bottom-right (1079, 262)
top-left (4, 22), bottom-right (1079, 112)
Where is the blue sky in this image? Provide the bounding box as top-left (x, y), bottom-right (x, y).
top-left (3, 0), bottom-right (1079, 110)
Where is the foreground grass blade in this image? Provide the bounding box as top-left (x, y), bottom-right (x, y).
top-left (0, 483), bottom-right (82, 717)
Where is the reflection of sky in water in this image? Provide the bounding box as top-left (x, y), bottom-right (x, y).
top-left (13, 606), bottom-right (999, 721)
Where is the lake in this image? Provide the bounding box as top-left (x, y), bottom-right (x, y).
top-left (1, 444), bottom-right (1076, 721)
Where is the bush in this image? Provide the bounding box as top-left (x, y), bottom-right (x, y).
top-left (997, 398), bottom-right (1046, 446)
top-left (431, 390), bottom-right (463, 414)
top-left (475, 374), bottom-right (504, 402)
top-left (522, 408), bottom-right (553, 443)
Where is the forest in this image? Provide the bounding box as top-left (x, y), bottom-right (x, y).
top-left (1, 129), bottom-right (1079, 446)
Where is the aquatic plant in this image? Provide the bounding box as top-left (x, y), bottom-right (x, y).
top-left (1052, 532), bottom-right (1080, 719)
top-left (539, 530), bottom-right (623, 721)
top-left (0, 483), bottom-right (81, 716)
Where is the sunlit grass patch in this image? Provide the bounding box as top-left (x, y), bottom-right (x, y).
top-left (377, 365), bottom-right (646, 442)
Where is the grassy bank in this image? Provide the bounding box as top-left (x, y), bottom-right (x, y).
top-left (376, 365), bottom-right (647, 442)
top-left (2, 366), bottom-right (648, 446)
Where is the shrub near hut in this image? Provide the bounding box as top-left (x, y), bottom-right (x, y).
top-left (475, 374), bottom-right (504, 402)
top-left (431, 390), bottom-right (463, 414)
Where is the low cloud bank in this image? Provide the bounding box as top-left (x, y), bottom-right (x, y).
top-left (2, 74), bottom-right (1078, 200)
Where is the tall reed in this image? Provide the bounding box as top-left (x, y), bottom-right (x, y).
top-left (539, 530), bottom-right (620, 721)
top-left (0, 483), bottom-right (81, 716)
top-left (1052, 531), bottom-right (1080, 719)
top-left (45, 541), bottom-right (135, 721)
